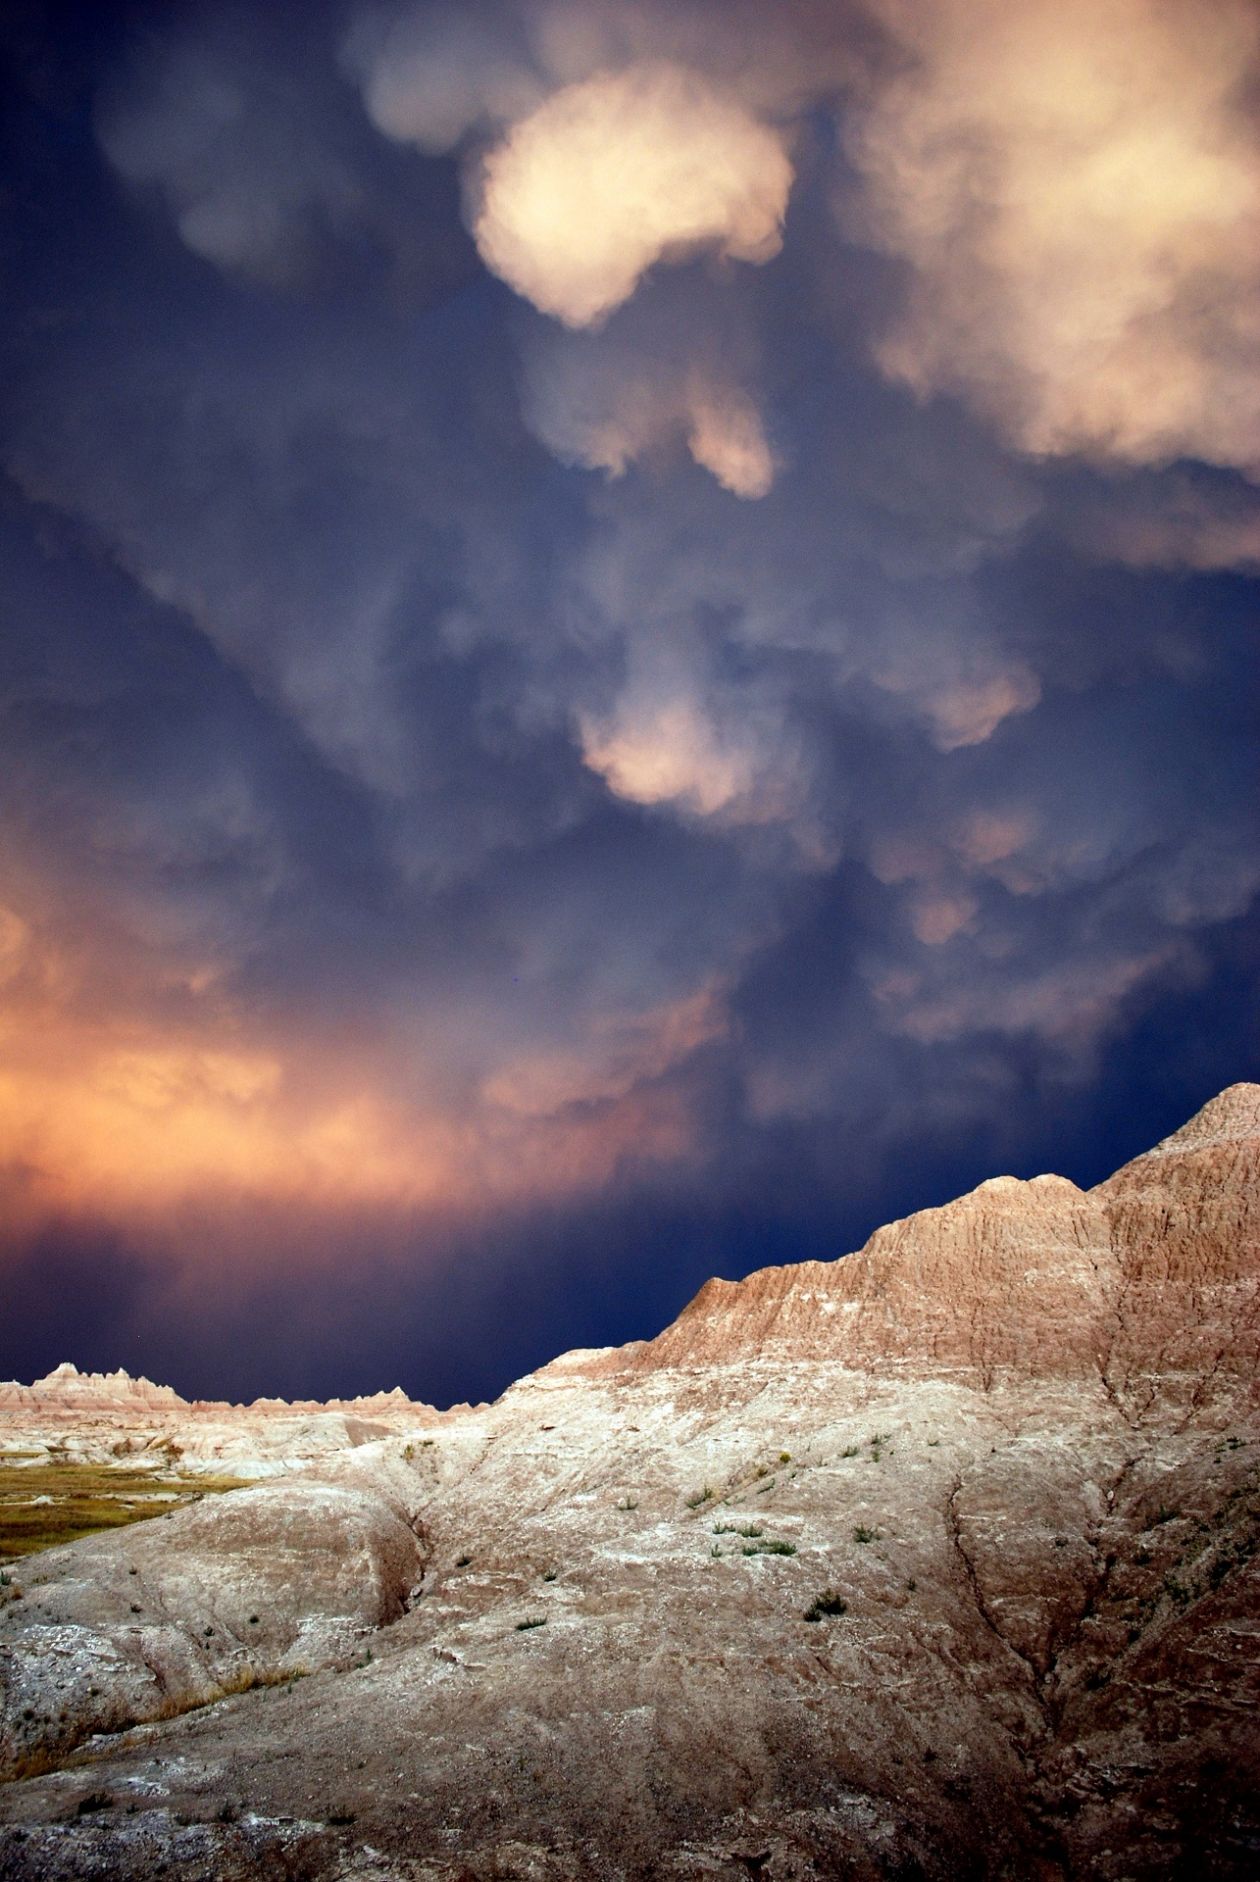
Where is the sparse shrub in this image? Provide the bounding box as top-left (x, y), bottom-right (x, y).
top-left (841, 1445), bottom-right (859, 1459)
top-left (542, 1569), bottom-right (557, 1582)
top-left (743, 1538), bottom-right (796, 1557)
top-left (516, 1616), bottom-right (547, 1631)
top-left (804, 1589), bottom-right (848, 1622)
top-left (1053, 1536), bottom-right (1069, 1549)
top-left (906, 1578), bottom-right (917, 1592)
top-left (684, 1486), bottom-right (715, 1509)
top-left (853, 1525), bottom-right (876, 1544)
top-left (713, 1521), bottom-right (763, 1538)
top-left (779, 1452), bottom-right (791, 1464)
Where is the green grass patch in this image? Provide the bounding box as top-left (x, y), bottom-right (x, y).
top-left (0, 1461), bottom-right (247, 1561)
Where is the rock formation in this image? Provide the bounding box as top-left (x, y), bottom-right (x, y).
top-left (0, 1084), bottom-right (1257, 1880)
top-left (0, 1366), bottom-right (448, 1479)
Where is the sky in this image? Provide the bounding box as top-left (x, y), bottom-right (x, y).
top-left (0, 0), bottom-right (1257, 1406)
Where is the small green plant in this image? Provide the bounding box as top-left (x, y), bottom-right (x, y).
top-left (516, 1616), bottom-right (547, 1631)
top-left (841, 1445), bottom-right (859, 1459)
top-left (403, 1444), bottom-right (415, 1461)
top-left (779, 1452), bottom-right (791, 1464)
top-left (714, 1522), bottom-right (763, 1538)
top-left (0, 1572), bottom-right (9, 1587)
top-left (743, 1538), bottom-right (796, 1557)
top-left (684, 1485), bottom-right (715, 1509)
top-left (710, 1542), bottom-right (722, 1559)
top-left (853, 1524), bottom-right (876, 1544)
top-left (804, 1588), bottom-right (848, 1622)
top-left (906, 1577), bottom-right (917, 1592)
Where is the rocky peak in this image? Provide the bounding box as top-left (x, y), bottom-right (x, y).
top-left (604, 1086), bottom-right (1258, 1405)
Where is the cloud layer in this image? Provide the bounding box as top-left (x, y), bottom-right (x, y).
top-left (0, 0), bottom-right (1256, 1399)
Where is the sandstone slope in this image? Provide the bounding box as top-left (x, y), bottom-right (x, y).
top-left (0, 1084), bottom-right (1257, 1881)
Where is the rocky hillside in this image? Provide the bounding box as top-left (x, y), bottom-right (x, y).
top-left (0, 1085), bottom-right (1257, 1880)
top-left (0, 1366), bottom-right (452, 1480)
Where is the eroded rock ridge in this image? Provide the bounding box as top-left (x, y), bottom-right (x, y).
top-left (0, 1084), bottom-right (1257, 1881)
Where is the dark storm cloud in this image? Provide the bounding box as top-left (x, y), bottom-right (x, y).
top-left (0, 0), bottom-right (1256, 1399)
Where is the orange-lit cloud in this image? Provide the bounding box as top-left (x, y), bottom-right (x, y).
top-left (471, 62), bottom-right (793, 327)
top-left (847, 0), bottom-right (1260, 474)
top-left (483, 984), bottom-right (725, 1116)
top-left (0, 887), bottom-right (724, 1250)
top-left (580, 696), bottom-right (757, 817)
top-left (873, 661), bottom-right (1042, 752)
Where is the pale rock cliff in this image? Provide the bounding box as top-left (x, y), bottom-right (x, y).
top-left (0, 1084), bottom-right (1256, 1881)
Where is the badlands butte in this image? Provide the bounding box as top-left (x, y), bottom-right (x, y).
top-left (1, 1086), bottom-right (1258, 1881)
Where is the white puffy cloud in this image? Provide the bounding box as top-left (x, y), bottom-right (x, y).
top-left (845, 0), bottom-right (1260, 476)
top-left (470, 61), bottom-right (793, 326)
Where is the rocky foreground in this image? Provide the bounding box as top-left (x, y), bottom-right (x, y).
top-left (1, 1085), bottom-right (1257, 1881)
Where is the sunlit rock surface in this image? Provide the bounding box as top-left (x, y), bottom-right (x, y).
top-left (1, 1085), bottom-right (1257, 1880)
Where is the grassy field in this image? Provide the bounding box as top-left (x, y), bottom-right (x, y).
top-left (0, 1459), bottom-right (248, 1561)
